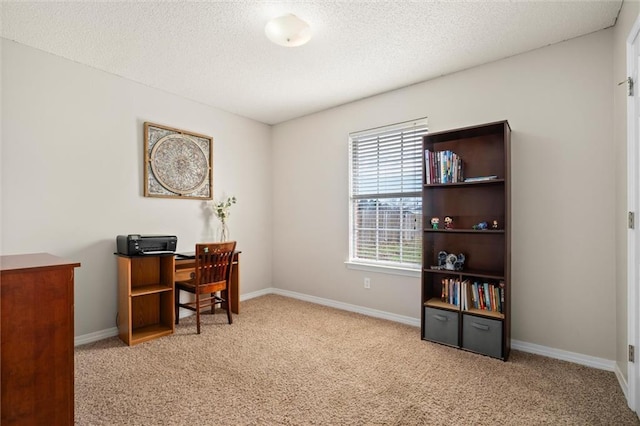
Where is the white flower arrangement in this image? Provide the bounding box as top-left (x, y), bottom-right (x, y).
top-left (209, 196), bottom-right (236, 241)
top-left (211, 196), bottom-right (236, 224)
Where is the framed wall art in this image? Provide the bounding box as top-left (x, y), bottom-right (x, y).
top-left (143, 122), bottom-right (213, 200)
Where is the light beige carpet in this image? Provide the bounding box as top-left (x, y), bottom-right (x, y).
top-left (75, 294), bottom-right (638, 425)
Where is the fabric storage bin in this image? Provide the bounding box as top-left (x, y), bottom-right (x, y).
top-left (424, 307), bottom-right (459, 347)
top-left (462, 314), bottom-right (502, 358)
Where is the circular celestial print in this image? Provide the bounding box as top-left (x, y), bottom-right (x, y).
top-left (150, 134), bottom-right (209, 195)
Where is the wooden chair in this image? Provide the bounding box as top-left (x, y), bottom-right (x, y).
top-left (175, 241), bottom-right (237, 334)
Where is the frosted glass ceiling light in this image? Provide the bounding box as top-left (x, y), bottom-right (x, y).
top-left (265, 14), bottom-right (311, 47)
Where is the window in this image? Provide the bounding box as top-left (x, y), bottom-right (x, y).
top-left (349, 118), bottom-right (427, 270)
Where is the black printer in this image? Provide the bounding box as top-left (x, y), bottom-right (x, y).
top-left (116, 234), bottom-right (178, 256)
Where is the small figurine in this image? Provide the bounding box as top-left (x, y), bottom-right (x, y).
top-left (431, 217), bottom-right (439, 229)
top-left (444, 216), bottom-right (453, 229)
top-left (492, 220), bottom-right (499, 229)
top-left (473, 221), bottom-right (488, 230)
top-left (438, 251), bottom-right (448, 268)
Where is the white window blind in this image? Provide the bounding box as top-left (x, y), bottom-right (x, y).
top-left (349, 118), bottom-right (427, 268)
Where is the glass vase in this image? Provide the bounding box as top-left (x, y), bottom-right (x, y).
top-left (219, 222), bottom-right (229, 242)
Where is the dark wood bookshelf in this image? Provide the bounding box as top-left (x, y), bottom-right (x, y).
top-left (421, 120), bottom-right (511, 360)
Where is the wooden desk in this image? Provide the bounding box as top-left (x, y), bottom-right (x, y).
top-left (1, 253), bottom-right (80, 425)
top-left (174, 251), bottom-right (241, 314)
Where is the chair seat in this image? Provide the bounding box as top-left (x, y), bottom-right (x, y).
top-left (176, 279), bottom-right (227, 294)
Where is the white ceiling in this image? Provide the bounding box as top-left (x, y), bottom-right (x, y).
top-left (1, 1), bottom-right (623, 125)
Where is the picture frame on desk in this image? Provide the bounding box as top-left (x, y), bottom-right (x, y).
top-left (143, 122), bottom-right (213, 200)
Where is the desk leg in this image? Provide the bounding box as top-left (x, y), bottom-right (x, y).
top-left (231, 260), bottom-right (239, 314)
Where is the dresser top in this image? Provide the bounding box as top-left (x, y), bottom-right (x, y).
top-left (0, 252), bottom-right (81, 273)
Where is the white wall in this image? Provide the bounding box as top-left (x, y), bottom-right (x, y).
top-left (272, 29), bottom-right (616, 360)
top-left (1, 39), bottom-right (273, 337)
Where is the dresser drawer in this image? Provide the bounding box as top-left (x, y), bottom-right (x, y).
top-left (424, 307), bottom-right (459, 347)
top-left (462, 314), bottom-right (503, 358)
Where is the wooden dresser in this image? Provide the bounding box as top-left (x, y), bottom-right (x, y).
top-left (1, 253), bottom-right (80, 425)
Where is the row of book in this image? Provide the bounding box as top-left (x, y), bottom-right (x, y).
top-left (425, 150), bottom-right (463, 184)
top-left (440, 278), bottom-right (505, 314)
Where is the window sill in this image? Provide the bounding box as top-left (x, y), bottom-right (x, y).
top-left (344, 261), bottom-right (421, 278)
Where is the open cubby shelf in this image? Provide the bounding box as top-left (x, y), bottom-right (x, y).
top-left (117, 254), bottom-right (175, 346)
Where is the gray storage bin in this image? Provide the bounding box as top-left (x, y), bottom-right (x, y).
top-left (424, 307), bottom-right (459, 346)
top-left (462, 314), bottom-right (503, 358)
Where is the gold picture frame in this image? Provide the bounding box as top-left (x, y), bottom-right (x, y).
top-left (143, 122), bottom-right (213, 200)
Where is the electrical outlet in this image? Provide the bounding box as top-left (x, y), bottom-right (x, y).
top-left (364, 277), bottom-right (371, 289)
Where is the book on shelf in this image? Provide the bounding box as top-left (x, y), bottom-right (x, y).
top-left (466, 281), bottom-right (504, 314)
top-left (467, 280), bottom-right (475, 311)
top-left (483, 282), bottom-right (491, 311)
top-left (438, 278), bottom-right (504, 314)
top-left (440, 277), bottom-right (462, 307)
top-left (463, 175), bottom-right (498, 183)
top-left (461, 279), bottom-right (471, 310)
top-left (425, 150), bottom-right (463, 184)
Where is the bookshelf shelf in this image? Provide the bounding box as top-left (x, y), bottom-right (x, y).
top-left (421, 120), bottom-right (511, 360)
top-left (424, 298), bottom-right (459, 311)
top-left (423, 268), bottom-right (505, 281)
top-left (424, 178), bottom-right (505, 188)
top-left (424, 229), bottom-right (505, 235)
top-left (425, 299), bottom-right (506, 320)
top-left (130, 283), bottom-right (173, 297)
top-left (464, 308), bottom-right (505, 320)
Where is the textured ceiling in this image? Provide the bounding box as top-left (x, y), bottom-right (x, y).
top-left (1, 1), bottom-right (623, 125)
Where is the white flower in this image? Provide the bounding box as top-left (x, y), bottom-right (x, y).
top-left (210, 196), bottom-right (236, 225)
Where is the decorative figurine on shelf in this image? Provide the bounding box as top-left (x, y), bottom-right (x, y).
top-left (492, 220), bottom-right (499, 229)
top-left (438, 251), bottom-right (447, 267)
top-left (444, 216), bottom-right (453, 229)
top-left (472, 221), bottom-right (488, 230)
top-left (445, 253), bottom-right (458, 270)
top-left (436, 250), bottom-right (465, 271)
top-left (431, 217), bottom-right (440, 229)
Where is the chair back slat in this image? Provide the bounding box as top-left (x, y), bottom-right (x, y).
top-left (194, 242), bottom-right (236, 287)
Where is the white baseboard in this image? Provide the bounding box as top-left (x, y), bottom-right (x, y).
top-left (240, 287), bottom-right (273, 301)
top-left (615, 362), bottom-right (630, 401)
top-left (271, 288), bottom-right (421, 327)
top-left (510, 339), bottom-right (615, 371)
top-left (75, 326), bottom-right (119, 346)
top-left (74, 288), bottom-right (616, 377)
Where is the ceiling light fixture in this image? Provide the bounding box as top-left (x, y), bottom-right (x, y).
top-left (265, 14), bottom-right (312, 47)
